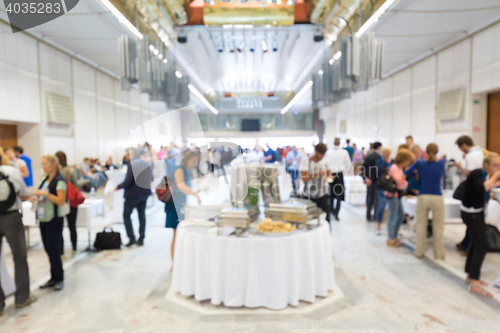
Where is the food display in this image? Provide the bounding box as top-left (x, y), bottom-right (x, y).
top-left (219, 205), bottom-right (260, 229)
top-left (265, 199), bottom-right (322, 228)
top-left (256, 218), bottom-right (296, 235)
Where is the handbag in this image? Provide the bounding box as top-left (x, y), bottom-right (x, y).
top-left (485, 224), bottom-right (500, 252)
top-left (94, 227), bottom-right (122, 251)
top-left (453, 181), bottom-right (466, 201)
top-left (68, 181), bottom-right (85, 207)
top-left (375, 172), bottom-right (397, 192)
top-left (156, 176), bottom-right (172, 203)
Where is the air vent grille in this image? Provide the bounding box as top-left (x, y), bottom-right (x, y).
top-left (46, 92), bottom-right (74, 124)
top-left (436, 88), bottom-right (465, 120)
top-left (339, 120), bottom-right (347, 133)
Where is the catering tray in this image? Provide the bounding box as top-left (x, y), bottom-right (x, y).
top-left (265, 208), bottom-right (323, 223)
top-left (256, 230), bottom-right (296, 237)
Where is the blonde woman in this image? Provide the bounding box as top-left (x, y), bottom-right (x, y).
top-left (461, 152), bottom-right (500, 297)
top-left (0, 147), bottom-right (9, 166)
top-left (386, 149), bottom-right (415, 247)
top-left (34, 155), bottom-right (67, 291)
top-left (405, 144), bottom-right (446, 259)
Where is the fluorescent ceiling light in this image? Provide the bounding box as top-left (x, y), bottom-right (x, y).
top-left (318, 70), bottom-right (323, 75)
top-left (163, 59), bottom-right (168, 63)
top-left (149, 45), bottom-right (155, 51)
top-left (329, 58), bottom-right (334, 65)
top-left (281, 81), bottom-right (313, 114)
top-left (188, 84), bottom-right (219, 114)
top-left (355, 0), bottom-right (397, 38)
top-left (333, 51), bottom-right (342, 60)
top-left (175, 71), bottom-right (182, 78)
top-left (153, 49), bottom-right (159, 55)
top-left (158, 54), bottom-right (163, 59)
top-left (98, 0), bottom-right (142, 39)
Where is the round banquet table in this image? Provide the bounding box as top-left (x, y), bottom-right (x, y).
top-left (171, 222), bottom-right (335, 310)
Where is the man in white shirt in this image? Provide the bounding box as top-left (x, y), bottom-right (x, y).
top-left (454, 135), bottom-right (485, 254)
top-left (325, 138), bottom-right (352, 221)
top-left (0, 155), bottom-right (37, 314)
top-left (455, 135), bottom-right (484, 177)
top-left (299, 143), bottom-right (332, 223)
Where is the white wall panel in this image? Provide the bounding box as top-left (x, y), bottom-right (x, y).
top-left (364, 85), bottom-right (378, 145)
top-left (392, 69), bottom-right (412, 146)
top-left (436, 39), bottom-right (471, 159)
top-left (0, 23), bottom-right (40, 123)
top-left (376, 77), bottom-right (393, 148)
top-left (411, 56), bottom-right (436, 148)
top-left (96, 72), bottom-right (116, 161)
top-left (73, 61), bottom-right (98, 165)
top-left (471, 23), bottom-right (500, 94)
top-left (114, 81), bottom-right (131, 162)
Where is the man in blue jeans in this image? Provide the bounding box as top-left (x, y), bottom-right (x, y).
top-left (115, 148), bottom-right (154, 247)
top-left (375, 147), bottom-right (392, 234)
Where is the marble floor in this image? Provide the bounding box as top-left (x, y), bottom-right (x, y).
top-left (1, 202), bottom-right (500, 332)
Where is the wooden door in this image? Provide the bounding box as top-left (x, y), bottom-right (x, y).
top-left (488, 92), bottom-right (500, 154)
top-left (0, 124), bottom-right (17, 149)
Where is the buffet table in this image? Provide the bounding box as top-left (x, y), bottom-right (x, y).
top-left (402, 196), bottom-right (462, 221)
top-left (171, 222), bottom-right (334, 310)
top-left (76, 199), bottom-right (106, 227)
top-left (344, 175), bottom-right (366, 205)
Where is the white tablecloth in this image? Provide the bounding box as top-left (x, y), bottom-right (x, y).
top-left (104, 170), bottom-right (126, 223)
top-left (22, 201), bottom-right (37, 227)
top-left (76, 199), bottom-right (106, 227)
top-left (171, 222), bottom-right (335, 310)
top-left (1, 243), bottom-right (16, 297)
top-left (402, 195), bottom-right (462, 220)
top-left (487, 200), bottom-right (500, 225)
top-left (344, 175), bottom-right (366, 205)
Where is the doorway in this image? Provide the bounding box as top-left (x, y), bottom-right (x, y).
top-left (0, 124), bottom-right (18, 149)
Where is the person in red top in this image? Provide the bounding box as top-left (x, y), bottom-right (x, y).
top-left (386, 149), bottom-right (415, 247)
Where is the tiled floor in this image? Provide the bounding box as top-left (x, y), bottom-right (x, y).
top-left (1, 202), bottom-right (500, 332)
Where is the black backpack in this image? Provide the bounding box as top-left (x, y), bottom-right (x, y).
top-left (0, 171), bottom-right (17, 213)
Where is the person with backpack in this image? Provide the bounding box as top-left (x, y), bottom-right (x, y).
top-left (34, 155), bottom-right (68, 291)
top-left (0, 154), bottom-right (37, 315)
top-left (165, 150), bottom-right (202, 266)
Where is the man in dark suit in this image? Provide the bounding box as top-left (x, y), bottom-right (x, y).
top-left (115, 148), bottom-right (154, 247)
top-left (362, 142), bottom-right (382, 221)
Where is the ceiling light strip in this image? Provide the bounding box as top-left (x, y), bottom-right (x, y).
top-left (98, 0), bottom-right (143, 39)
top-left (281, 81), bottom-right (313, 114)
top-left (188, 84), bottom-right (219, 115)
top-left (355, 0), bottom-right (397, 38)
